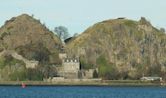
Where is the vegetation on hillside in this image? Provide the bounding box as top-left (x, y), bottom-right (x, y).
top-left (0, 14), bottom-right (166, 81)
top-left (67, 17), bottom-right (166, 80)
top-left (97, 55), bottom-right (118, 80)
top-left (0, 14), bottom-right (61, 64)
top-left (0, 14), bottom-right (62, 81)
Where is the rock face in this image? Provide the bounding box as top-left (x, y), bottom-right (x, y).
top-left (67, 17), bottom-right (166, 79)
top-left (0, 14), bottom-right (62, 64)
top-left (0, 14), bottom-right (62, 81)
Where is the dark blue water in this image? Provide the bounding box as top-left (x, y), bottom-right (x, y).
top-left (0, 86), bottom-right (166, 98)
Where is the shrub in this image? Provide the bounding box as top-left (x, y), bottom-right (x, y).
top-left (16, 43), bottom-right (50, 64)
top-left (9, 68), bottom-right (27, 81)
top-left (26, 68), bottom-right (43, 81)
top-left (0, 57), bottom-right (5, 69)
top-left (0, 55), bottom-right (25, 69)
top-left (97, 55), bottom-right (118, 80)
top-left (80, 56), bottom-right (93, 69)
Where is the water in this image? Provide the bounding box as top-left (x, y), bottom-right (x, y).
top-left (0, 86), bottom-right (166, 98)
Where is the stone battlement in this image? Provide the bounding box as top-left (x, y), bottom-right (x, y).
top-left (63, 58), bottom-right (79, 63)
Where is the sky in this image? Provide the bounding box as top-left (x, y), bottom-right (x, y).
top-left (0, 0), bottom-right (165, 36)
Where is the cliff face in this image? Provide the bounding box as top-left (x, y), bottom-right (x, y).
top-left (0, 14), bottom-right (62, 64)
top-left (67, 17), bottom-right (166, 79)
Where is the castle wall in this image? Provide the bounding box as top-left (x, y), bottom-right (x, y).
top-left (63, 62), bottom-right (80, 72)
top-left (63, 61), bottom-right (80, 79)
top-left (58, 53), bottom-right (96, 79)
top-left (80, 69), bottom-right (95, 79)
top-left (59, 53), bottom-right (67, 59)
top-left (63, 72), bottom-right (78, 79)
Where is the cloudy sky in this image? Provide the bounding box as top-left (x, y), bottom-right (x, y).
top-left (0, 0), bottom-right (165, 35)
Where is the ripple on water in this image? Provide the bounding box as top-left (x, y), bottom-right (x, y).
top-left (0, 86), bottom-right (166, 98)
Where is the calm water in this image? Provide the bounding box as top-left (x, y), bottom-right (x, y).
top-left (0, 86), bottom-right (166, 98)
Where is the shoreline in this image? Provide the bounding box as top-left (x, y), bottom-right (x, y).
top-left (0, 80), bottom-right (165, 87)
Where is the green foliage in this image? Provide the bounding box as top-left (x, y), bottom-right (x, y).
top-left (0, 32), bottom-right (8, 40)
top-left (124, 20), bottom-right (137, 27)
top-left (148, 65), bottom-right (161, 77)
top-left (96, 55), bottom-right (107, 66)
top-left (9, 68), bottom-right (27, 81)
top-left (93, 70), bottom-right (98, 78)
top-left (0, 54), bottom-right (57, 81)
top-left (6, 55), bottom-right (25, 66)
top-left (80, 56), bottom-right (93, 69)
top-left (97, 55), bottom-right (118, 80)
top-left (0, 57), bottom-right (5, 69)
top-left (0, 55), bottom-right (25, 69)
top-left (16, 43), bottom-right (50, 64)
top-left (0, 55), bottom-right (27, 81)
top-left (10, 67), bottom-right (44, 81)
top-left (26, 68), bottom-right (43, 81)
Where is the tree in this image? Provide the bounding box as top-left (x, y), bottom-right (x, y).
top-left (80, 55), bottom-right (93, 69)
top-left (54, 26), bottom-right (69, 41)
top-left (93, 70), bottom-right (98, 78)
top-left (160, 28), bottom-right (165, 33)
top-left (97, 55), bottom-right (118, 80)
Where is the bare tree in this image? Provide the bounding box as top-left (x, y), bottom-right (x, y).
top-left (54, 26), bottom-right (69, 41)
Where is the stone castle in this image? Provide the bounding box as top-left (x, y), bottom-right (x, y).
top-left (57, 52), bottom-right (97, 79)
top-left (59, 53), bottom-right (80, 78)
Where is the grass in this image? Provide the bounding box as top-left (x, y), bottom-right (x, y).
top-left (124, 20), bottom-right (137, 27)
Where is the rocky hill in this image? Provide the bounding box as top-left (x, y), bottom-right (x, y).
top-left (0, 14), bottom-right (62, 64)
top-left (0, 14), bottom-right (62, 80)
top-left (67, 17), bottom-right (166, 79)
top-left (0, 14), bottom-right (165, 80)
